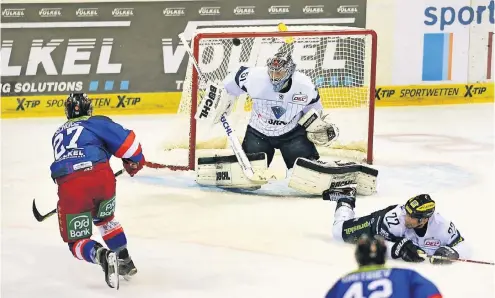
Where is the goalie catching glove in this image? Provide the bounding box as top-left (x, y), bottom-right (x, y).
top-left (298, 108), bottom-right (339, 146)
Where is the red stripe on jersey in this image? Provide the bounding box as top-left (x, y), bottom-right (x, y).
top-left (72, 239), bottom-right (90, 260)
top-left (102, 226), bottom-right (124, 241)
top-left (115, 131), bottom-right (136, 158)
top-left (429, 294), bottom-right (443, 298)
top-left (132, 144), bottom-right (142, 157)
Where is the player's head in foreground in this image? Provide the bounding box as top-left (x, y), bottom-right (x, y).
top-left (65, 92), bottom-right (93, 119)
top-left (355, 234), bottom-right (387, 267)
top-left (266, 49), bottom-right (296, 92)
top-left (404, 194), bottom-right (435, 229)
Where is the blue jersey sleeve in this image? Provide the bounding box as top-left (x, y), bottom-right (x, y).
top-left (409, 270), bottom-right (442, 298)
top-left (85, 116), bottom-right (144, 163)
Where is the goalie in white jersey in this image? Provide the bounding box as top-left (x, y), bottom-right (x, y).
top-left (323, 187), bottom-right (470, 264)
top-left (195, 45), bottom-right (378, 195)
top-left (223, 49), bottom-right (338, 170)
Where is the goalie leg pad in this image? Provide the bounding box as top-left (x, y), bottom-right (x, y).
top-left (288, 158), bottom-right (378, 196)
top-left (196, 152), bottom-right (269, 189)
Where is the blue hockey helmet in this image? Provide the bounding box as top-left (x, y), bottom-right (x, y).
top-left (266, 50), bottom-right (296, 92)
top-left (65, 93), bottom-right (93, 119)
top-left (355, 234), bottom-right (387, 266)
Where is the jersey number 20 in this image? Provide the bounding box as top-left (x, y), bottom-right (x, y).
top-left (343, 279), bottom-right (393, 298)
top-left (53, 126), bottom-right (84, 160)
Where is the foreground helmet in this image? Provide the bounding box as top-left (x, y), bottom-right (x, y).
top-left (355, 234), bottom-right (387, 267)
top-left (65, 93), bottom-right (93, 119)
top-left (266, 50), bottom-right (296, 92)
top-left (405, 194), bottom-right (435, 219)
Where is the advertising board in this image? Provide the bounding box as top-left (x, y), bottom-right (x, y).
top-left (0, 0), bottom-right (367, 117)
top-left (393, 0), bottom-right (494, 85)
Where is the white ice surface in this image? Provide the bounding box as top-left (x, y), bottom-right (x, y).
top-left (1, 104), bottom-right (494, 298)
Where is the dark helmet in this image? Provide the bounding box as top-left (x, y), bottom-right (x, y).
top-left (405, 194), bottom-right (435, 219)
top-left (355, 234), bottom-right (387, 267)
top-left (266, 49), bottom-right (296, 92)
top-left (65, 93), bottom-right (93, 119)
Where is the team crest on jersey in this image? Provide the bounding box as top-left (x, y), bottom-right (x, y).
top-left (292, 94), bottom-right (308, 103)
top-left (424, 238), bottom-right (441, 248)
top-left (271, 106), bottom-right (286, 119)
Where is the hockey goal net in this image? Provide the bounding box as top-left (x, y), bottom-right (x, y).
top-left (159, 26), bottom-right (377, 171)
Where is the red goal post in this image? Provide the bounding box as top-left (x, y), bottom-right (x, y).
top-left (162, 27), bottom-right (377, 171)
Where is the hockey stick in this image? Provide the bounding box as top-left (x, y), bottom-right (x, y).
top-left (419, 253), bottom-right (495, 266)
top-left (32, 169), bottom-right (125, 222)
top-left (178, 32), bottom-right (269, 182)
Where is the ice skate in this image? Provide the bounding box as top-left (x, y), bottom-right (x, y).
top-left (96, 246), bottom-right (119, 289)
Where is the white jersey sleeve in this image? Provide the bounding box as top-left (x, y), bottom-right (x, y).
top-left (223, 66), bottom-right (322, 137)
top-left (432, 214), bottom-right (470, 258)
top-left (223, 66), bottom-right (249, 97)
top-left (375, 205), bottom-right (408, 260)
top-left (380, 205), bottom-right (407, 239)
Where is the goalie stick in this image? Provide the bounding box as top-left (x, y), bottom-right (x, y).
top-left (32, 169), bottom-right (125, 222)
top-left (178, 32), bottom-right (270, 182)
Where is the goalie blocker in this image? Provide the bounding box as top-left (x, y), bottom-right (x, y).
top-left (288, 158), bottom-right (378, 196)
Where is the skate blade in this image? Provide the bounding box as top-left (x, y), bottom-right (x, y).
top-left (106, 252), bottom-right (120, 290)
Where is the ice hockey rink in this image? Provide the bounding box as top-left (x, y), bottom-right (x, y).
top-left (2, 103), bottom-right (494, 298)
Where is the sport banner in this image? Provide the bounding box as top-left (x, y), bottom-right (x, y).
top-left (375, 83), bottom-right (494, 106)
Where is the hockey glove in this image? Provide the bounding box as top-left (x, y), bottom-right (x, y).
top-left (122, 156), bottom-right (144, 177)
top-left (430, 246), bottom-right (459, 265)
top-left (298, 109), bottom-right (339, 147)
top-left (391, 238), bottom-right (426, 263)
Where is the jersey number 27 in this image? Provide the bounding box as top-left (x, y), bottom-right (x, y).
top-left (53, 126), bottom-right (84, 160)
top-left (343, 279), bottom-right (393, 298)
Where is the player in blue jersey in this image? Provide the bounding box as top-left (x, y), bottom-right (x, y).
top-left (50, 93), bottom-right (146, 288)
top-left (325, 234), bottom-right (442, 298)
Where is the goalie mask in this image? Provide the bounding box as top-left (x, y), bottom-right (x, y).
top-left (65, 93), bottom-right (93, 119)
top-left (266, 51), bottom-right (296, 92)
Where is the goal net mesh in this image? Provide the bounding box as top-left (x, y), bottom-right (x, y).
top-left (160, 26), bottom-right (376, 170)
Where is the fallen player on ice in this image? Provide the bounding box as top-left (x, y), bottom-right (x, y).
top-left (323, 188), bottom-right (470, 265)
